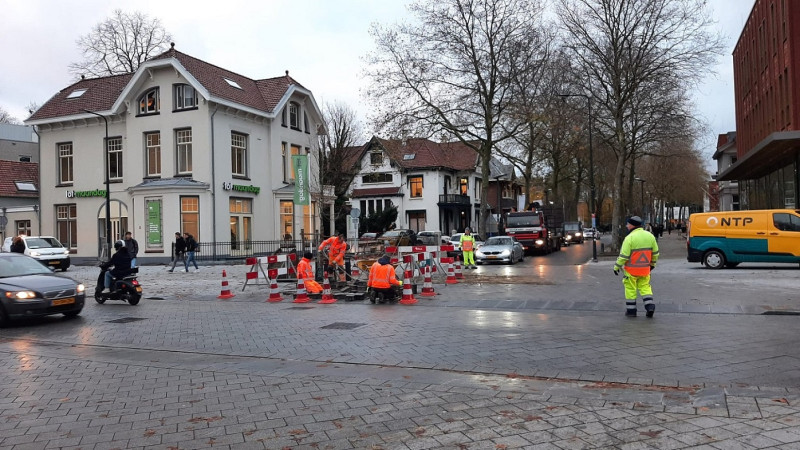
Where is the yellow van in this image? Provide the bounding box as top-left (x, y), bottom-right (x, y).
top-left (687, 209), bottom-right (800, 269)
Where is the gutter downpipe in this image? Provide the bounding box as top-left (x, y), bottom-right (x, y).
top-left (210, 106), bottom-right (219, 260)
top-left (31, 126), bottom-right (42, 235)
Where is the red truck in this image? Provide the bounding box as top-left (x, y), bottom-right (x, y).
top-left (503, 207), bottom-right (562, 255)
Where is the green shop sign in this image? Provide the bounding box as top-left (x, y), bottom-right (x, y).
top-left (222, 182), bottom-right (260, 195)
top-left (66, 189), bottom-right (106, 198)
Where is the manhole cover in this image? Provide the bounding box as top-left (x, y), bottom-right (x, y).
top-left (107, 317), bottom-right (147, 324)
top-left (286, 306), bottom-right (315, 310)
top-left (320, 322), bottom-right (366, 330)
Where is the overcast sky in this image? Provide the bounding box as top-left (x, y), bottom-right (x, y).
top-left (1, 0), bottom-right (754, 159)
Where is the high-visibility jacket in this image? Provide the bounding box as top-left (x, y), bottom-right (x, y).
top-left (460, 233), bottom-right (475, 252)
top-left (297, 257), bottom-right (315, 280)
top-left (368, 262), bottom-right (400, 288)
top-left (319, 236), bottom-right (347, 264)
top-left (614, 228), bottom-right (659, 276)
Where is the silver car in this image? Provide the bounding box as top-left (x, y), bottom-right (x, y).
top-left (474, 236), bottom-right (524, 265)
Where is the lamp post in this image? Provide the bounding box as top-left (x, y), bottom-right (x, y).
top-left (558, 92), bottom-right (597, 262)
top-left (634, 177), bottom-right (646, 218)
top-left (83, 109), bottom-right (111, 257)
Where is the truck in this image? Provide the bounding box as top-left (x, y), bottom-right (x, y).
top-left (503, 205), bottom-right (563, 255)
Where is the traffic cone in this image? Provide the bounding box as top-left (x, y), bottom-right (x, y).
top-left (351, 264), bottom-right (361, 280)
top-left (319, 271), bottom-right (337, 304)
top-left (455, 260), bottom-right (464, 279)
top-left (267, 273), bottom-right (284, 302)
top-left (399, 270), bottom-right (417, 305)
top-left (217, 270), bottom-right (235, 299)
top-left (445, 260), bottom-right (458, 284)
top-left (419, 265), bottom-right (436, 297)
top-left (293, 277), bottom-right (311, 303)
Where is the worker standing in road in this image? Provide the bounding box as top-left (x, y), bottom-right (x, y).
top-left (367, 254), bottom-right (402, 303)
top-left (460, 227), bottom-right (477, 269)
top-left (318, 232), bottom-right (348, 280)
top-left (613, 216), bottom-right (660, 317)
top-left (297, 252), bottom-right (322, 294)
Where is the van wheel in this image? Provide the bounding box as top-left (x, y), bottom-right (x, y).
top-left (703, 250), bottom-right (725, 269)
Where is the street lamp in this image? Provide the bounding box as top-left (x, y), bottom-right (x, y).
top-left (558, 92), bottom-right (597, 262)
top-left (634, 177), bottom-right (646, 218)
top-left (83, 109), bottom-right (111, 257)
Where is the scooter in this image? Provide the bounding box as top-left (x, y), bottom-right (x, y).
top-left (95, 263), bottom-right (142, 305)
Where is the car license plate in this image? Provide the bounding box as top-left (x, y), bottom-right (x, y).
top-left (49, 261), bottom-right (59, 265)
top-left (487, 255), bottom-right (497, 259)
top-left (135, 287), bottom-right (142, 293)
top-left (52, 297), bottom-right (75, 306)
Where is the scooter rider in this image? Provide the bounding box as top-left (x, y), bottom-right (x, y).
top-left (101, 240), bottom-right (132, 294)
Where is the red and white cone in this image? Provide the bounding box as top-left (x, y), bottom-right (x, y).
top-left (445, 260), bottom-right (458, 284)
top-left (399, 270), bottom-right (417, 305)
top-left (455, 260), bottom-right (464, 279)
top-left (267, 273), bottom-right (284, 302)
top-left (293, 277), bottom-right (311, 303)
top-left (419, 265), bottom-right (436, 297)
top-left (319, 271), bottom-right (337, 304)
top-left (351, 264), bottom-right (361, 280)
top-left (217, 270), bottom-right (235, 299)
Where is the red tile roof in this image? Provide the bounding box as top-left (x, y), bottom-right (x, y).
top-left (29, 46), bottom-right (304, 122)
top-left (0, 160), bottom-right (38, 197)
top-left (369, 137), bottom-right (479, 171)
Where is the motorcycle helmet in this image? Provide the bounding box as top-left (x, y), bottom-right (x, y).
top-left (114, 240), bottom-right (125, 250)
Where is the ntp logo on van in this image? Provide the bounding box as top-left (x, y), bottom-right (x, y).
top-left (706, 216), bottom-right (753, 227)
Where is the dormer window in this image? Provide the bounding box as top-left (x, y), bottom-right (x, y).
top-left (138, 88), bottom-right (160, 115)
top-left (370, 151), bottom-right (383, 165)
top-left (174, 84), bottom-right (197, 110)
top-left (289, 102), bottom-right (300, 129)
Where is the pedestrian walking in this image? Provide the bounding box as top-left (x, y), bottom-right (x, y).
top-left (124, 231), bottom-right (139, 268)
top-left (168, 232), bottom-right (186, 272)
top-left (460, 227), bottom-right (477, 269)
top-left (613, 216), bottom-right (659, 317)
top-left (9, 235), bottom-right (25, 254)
top-left (183, 232), bottom-right (200, 272)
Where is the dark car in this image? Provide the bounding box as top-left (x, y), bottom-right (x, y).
top-left (381, 229), bottom-right (418, 246)
top-left (0, 253), bottom-right (85, 326)
top-left (359, 232), bottom-right (380, 241)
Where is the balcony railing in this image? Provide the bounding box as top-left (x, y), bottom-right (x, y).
top-left (438, 194), bottom-right (470, 205)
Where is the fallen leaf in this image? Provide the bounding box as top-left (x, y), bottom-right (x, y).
top-left (143, 429), bottom-right (156, 437)
top-left (773, 398), bottom-right (790, 404)
top-left (640, 429), bottom-right (663, 438)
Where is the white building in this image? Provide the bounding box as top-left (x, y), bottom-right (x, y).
top-left (26, 45), bottom-right (327, 261)
top-left (713, 132), bottom-right (740, 211)
top-left (347, 136), bottom-right (514, 234)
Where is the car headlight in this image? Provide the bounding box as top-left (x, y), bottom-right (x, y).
top-left (500, 249), bottom-right (510, 256)
top-left (77, 284), bottom-right (85, 293)
top-left (63, 250), bottom-right (70, 255)
top-left (535, 239), bottom-right (544, 245)
top-left (29, 251), bottom-right (40, 257)
top-left (5, 290), bottom-right (38, 300)
top-left (575, 232), bottom-right (581, 237)
top-left (475, 250), bottom-right (484, 257)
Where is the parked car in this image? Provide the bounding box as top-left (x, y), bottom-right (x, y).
top-left (359, 232), bottom-right (380, 241)
top-left (417, 230), bottom-right (448, 245)
top-left (583, 228), bottom-right (598, 239)
top-left (381, 229), bottom-right (418, 246)
top-left (475, 236), bottom-right (524, 265)
top-left (447, 233), bottom-right (484, 257)
top-left (0, 253), bottom-right (85, 326)
top-left (1, 236), bottom-right (71, 271)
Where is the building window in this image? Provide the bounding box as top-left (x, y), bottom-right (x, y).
top-left (502, 183), bottom-right (513, 199)
top-left (303, 202), bottom-right (316, 239)
top-left (289, 144), bottom-right (301, 181)
top-left (370, 151), bottom-right (383, 165)
top-left (282, 142), bottom-right (288, 182)
top-left (174, 84), bottom-right (197, 110)
top-left (409, 175), bottom-right (423, 198)
top-left (303, 112), bottom-right (310, 133)
top-left (289, 102), bottom-right (300, 129)
top-left (280, 200), bottom-right (293, 239)
top-left (408, 211), bottom-right (426, 232)
top-left (176, 129), bottom-right (192, 175)
top-left (231, 132), bottom-right (247, 177)
top-left (180, 196), bottom-right (199, 238)
top-left (229, 198), bottom-right (252, 249)
top-left (362, 173), bottom-right (392, 184)
top-left (15, 220), bottom-right (31, 237)
top-left (58, 143), bottom-right (73, 185)
top-left (460, 178), bottom-right (468, 195)
top-left (56, 204), bottom-right (77, 249)
top-left (138, 88), bottom-right (160, 115)
top-left (145, 132), bottom-right (161, 177)
top-left (107, 137), bottom-right (123, 180)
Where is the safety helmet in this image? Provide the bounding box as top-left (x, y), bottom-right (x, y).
top-left (114, 240), bottom-right (125, 250)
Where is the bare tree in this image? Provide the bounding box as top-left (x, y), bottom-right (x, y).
top-left (0, 106), bottom-right (21, 124)
top-left (318, 101), bottom-right (366, 235)
top-left (557, 0), bottom-right (724, 249)
top-left (365, 0), bottom-right (547, 236)
top-left (69, 10), bottom-right (172, 78)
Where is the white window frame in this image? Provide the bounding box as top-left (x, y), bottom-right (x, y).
top-left (58, 142), bottom-right (73, 185)
top-left (146, 132), bottom-right (161, 177)
top-left (176, 129), bottom-right (193, 175)
top-left (138, 88), bottom-right (160, 115)
top-left (231, 132), bottom-right (247, 177)
top-left (174, 84), bottom-right (197, 110)
top-left (107, 137), bottom-right (123, 180)
top-left (289, 102), bottom-right (300, 129)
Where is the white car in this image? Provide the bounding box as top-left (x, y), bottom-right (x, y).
top-left (1, 236), bottom-right (71, 271)
top-left (447, 233), bottom-right (484, 257)
top-left (475, 236), bottom-right (524, 265)
top-left (583, 228), bottom-right (598, 239)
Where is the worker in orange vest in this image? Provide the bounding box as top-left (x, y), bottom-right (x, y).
top-left (319, 232), bottom-right (348, 280)
top-left (367, 254), bottom-right (402, 303)
top-left (297, 252), bottom-right (322, 294)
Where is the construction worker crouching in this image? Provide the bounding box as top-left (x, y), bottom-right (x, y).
top-left (319, 232), bottom-right (348, 281)
top-left (297, 252), bottom-right (323, 294)
top-left (613, 216), bottom-right (659, 317)
top-left (367, 254), bottom-right (402, 303)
